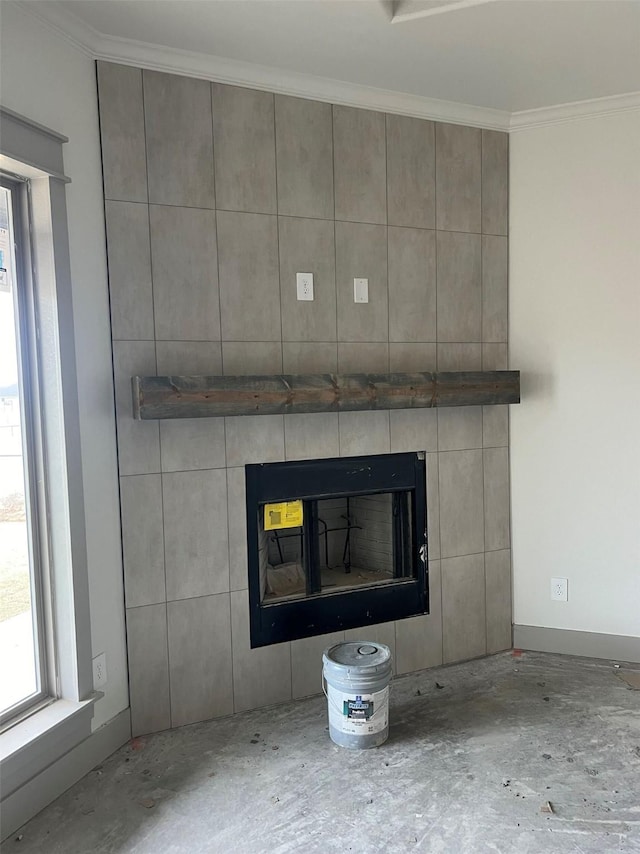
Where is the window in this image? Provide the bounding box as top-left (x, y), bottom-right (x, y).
top-left (1, 109), bottom-right (95, 832)
top-left (246, 452), bottom-right (428, 647)
top-left (0, 178), bottom-right (50, 726)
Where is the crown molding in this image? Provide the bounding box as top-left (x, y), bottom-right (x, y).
top-left (510, 91), bottom-right (640, 131)
top-left (14, 0), bottom-right (509, 130)
top-left (13, 1), bottom-right (639, 134)
top-left (95, 32), bottom-right (510, 130)
top-left (12, 0), bottom-right (98, 57)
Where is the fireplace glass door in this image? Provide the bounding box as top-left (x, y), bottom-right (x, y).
top-left (246, 453), bottom-right (428, 647)
top-left (259, 492), bottom-right (414, 604)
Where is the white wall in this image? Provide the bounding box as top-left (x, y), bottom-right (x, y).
top-left (510, 110), bottom-right (640, 638)
top-left (0, 4), bottom-right (128, 727)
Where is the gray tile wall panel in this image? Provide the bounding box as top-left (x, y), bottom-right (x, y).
top-left (333, 105), bottom-right (386, 224)
top-left (442, 553), bottom-right (486, 663)
top-left (155, 342), bottom-right (222, 376)
top-left (120, 474), bottom-right (165, 608)
top-left (485, 549), bottom-right (512, 654)
top-left (230, 591), bottom-right (292, 712)
top-left (167, 594), bottom-right (233, 726)
top-left (143, 71), bottom-right (215, 208)
top-left (163, 469), bottom-right (229, 600)
top-left (279, 217), bottom-right (336, 342)
top-left (388, 227), bottom-right (437, 343)
top-left (97, 62), bottom-right (147, 203)
top-left (484, 447), bottom-right (511, 552)
top-left (127, 604), bottom-right (171, 736)
top-left (99, 68), bottom-right (511, 733)
top-left (437, 231), bottom-right (482, 343)
top-left (482, 130), bottom-right (508, 236)
top-left (435, 123), bottom-right (481, 233)
top-left (212, 84), bottom-right (276, 214)
top-left (275, 95), bottom-right (334, 220)
top-left (335, 220), bottom-right (388, 343)
top-left (439, 449), bottom-right (484, 558)
top-left (284, 413), bottom-right (340, 461)
top-left (482, 235), bottom-right (508, 343)
top-left (150, 205), bottom-right (220, 342)
top-left (217, 211), bottom-right (281, 342)
top-left (112, 341), bottom-right (159, 476)
top-left (386, 114), bottom-right (435, 229)
top-left (396, 560), bottom-right (442, 674)
top-left (104, 201), bottom-right (154, 340)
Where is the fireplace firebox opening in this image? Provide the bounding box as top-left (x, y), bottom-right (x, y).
top-left (246, 452), bottom-right (428, 648)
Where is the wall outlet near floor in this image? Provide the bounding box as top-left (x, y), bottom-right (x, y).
top-left (92, 652), bottom-right (108, 689)
top-left (296, 272), bottom-right (314, 301)
top-left (550, 577), bottom-right (568, 602)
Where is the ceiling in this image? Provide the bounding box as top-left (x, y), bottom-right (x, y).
top-left (39, 0), bottom-right (640, 114)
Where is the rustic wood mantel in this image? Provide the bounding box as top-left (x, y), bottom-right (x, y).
top-left (132, 371), bottom-right (520, 420)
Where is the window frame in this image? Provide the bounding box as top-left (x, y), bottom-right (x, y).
top-left (0, 175), bottom-right (53, 728)
top-left (0, 106), bottom-right (96, 806)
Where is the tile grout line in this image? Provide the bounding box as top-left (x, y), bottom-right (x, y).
top-left (383, 114), bottom-right (392, 466)
top-left (210, 83), bottom-right (224, 375)
top-left (97, 62), bottom-right (145, 730)
top-left (331, 105), bottom-right (344, 456)
top-left (142, 69), bottom-right (172, 729)
top-left (118, 338), bottom-right (505, 347)
top-left (101, 202), bottom-right (493, 238)
top-left (272, 92), bottom-right (285, 377)
top-left (432, 125), bottom-right (446, 659)
top-left (480, 129), bottom-right (489, 656)
top-left (329, 102), bottom-right (338, 379)
top-left (383, 114), bottom-right (395, 651)
top-left (504, 131), bottom-right (514, 641)
top-left (211, 83), bottom-right (237, 717)
top-left (272, 94), bottom-right (292, 697)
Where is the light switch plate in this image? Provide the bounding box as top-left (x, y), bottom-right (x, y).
top-left (354, 277), bottom-right (369, 303)
top-left (296, 272), bottom-right (314, 301)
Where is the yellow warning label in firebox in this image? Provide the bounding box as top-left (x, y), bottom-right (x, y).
top-left (264, 500), bottom-right (304, 530)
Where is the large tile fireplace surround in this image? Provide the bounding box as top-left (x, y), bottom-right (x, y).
top-left (98, 61), bottom-right (512, 736)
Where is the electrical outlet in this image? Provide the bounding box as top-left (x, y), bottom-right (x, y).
top-left (550, 577), bottom-right (568, 602)
top-left (92, 652), bottom-right (107, 689)
top-left (296, 272), bottom-right (314, 301)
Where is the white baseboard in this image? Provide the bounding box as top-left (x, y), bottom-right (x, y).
top-left (513, 625), bottom-right (640, 664)
top-left (0, 708), bottom-right (131, 842)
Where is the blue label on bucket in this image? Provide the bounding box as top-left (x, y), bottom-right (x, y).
top-left (344, 695), bottom-right (373, 720)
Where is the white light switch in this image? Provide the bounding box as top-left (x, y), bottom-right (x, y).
top-left (354, 277), bottom-right (369, 303)
top-left (296, 272), bottom-right (314, 301)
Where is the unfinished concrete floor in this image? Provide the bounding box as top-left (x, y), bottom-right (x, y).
top-left (3, 651), bottom-right (640, 854)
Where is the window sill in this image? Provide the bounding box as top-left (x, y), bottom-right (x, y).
top-left (0, 695), bottom-right (98, 800)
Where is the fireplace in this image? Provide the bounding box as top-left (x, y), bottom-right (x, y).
top-left (245, 452), bottom-right (428, 647)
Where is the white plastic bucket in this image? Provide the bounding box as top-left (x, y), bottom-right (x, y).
top-left (322, 641), bottom-right (392, 749)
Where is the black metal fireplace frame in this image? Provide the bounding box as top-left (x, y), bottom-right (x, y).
top-left (245, 452), bottom-right (428, 648)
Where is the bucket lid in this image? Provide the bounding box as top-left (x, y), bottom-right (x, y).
top-left (323, 641), bottom-right (391, 671)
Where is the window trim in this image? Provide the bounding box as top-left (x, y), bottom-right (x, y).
top-left (0, 106), bottom-right (96, 799)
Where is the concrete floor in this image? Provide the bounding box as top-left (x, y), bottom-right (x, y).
top-left (3, 651), bottom-right (640, 854)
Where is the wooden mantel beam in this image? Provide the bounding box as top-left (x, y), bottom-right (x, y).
top-left (132, 371), bottom-right (520, 420)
